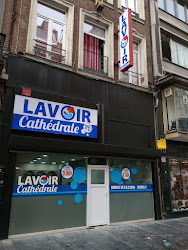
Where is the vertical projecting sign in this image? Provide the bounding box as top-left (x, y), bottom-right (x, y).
top-left (119, 8), bottom-right (133, 72)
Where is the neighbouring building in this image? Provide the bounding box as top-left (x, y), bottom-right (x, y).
top-left (0, 0), bottom-right (161, 239)
top-left (150, 0), bottom-right (188, 218)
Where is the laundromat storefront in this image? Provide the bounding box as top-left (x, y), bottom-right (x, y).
top-left (9, 153), bottom-right (154, 235)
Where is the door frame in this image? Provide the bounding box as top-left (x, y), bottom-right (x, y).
top-left (86, 165), bottom-right (109, 228)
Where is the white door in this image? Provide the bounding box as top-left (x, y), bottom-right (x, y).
top-left (87, 165), bottom-right (109, 227)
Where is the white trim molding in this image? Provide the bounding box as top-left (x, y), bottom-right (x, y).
top-left (26, 0), bottom-right (74, 66)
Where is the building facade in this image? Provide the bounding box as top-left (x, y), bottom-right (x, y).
top-left (150, 0), bottom-right (188, 218)
top-left (0, 0), bottom-right (161, 239)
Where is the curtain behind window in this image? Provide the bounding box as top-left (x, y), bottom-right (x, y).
top-left (84, 34), bottom-right (99, 71)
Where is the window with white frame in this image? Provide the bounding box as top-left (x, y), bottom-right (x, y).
top-left (158, 0), bottom-right (188, 24)
top-left (172, 40), bottom-right (188, 69)
top-left (121, 42), bottom-right (141, 86)
top-left (78, 10), bottom-right (114, 78)
top-left (118, 0), bottom-right (145, 20)
top-left (121, 0), bottom-right (136, 13)
top-left (26, 0), bottom-right (74, 66)
top-left (83, 22), bottom-right (107, 75)
top-left (34, 2), bottom-right (66, 63)
top-left (161, 32), bottom-right (188, 69)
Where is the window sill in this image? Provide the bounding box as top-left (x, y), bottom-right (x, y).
top-left (119, 79), bottom-right (149, 93)
top-left (117, 8), bottom-right (145, 24)
top-left (158, 8), bottom-right (188, 25)
top-left (77, 68), bottom-right (115, 83)
top-left (163, 58), bottom-right (188, 71)
top-left (24, 53), bottom-right (73, 72)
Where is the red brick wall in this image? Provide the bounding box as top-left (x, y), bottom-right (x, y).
top-left (1, 0), bottom-right (153, 83)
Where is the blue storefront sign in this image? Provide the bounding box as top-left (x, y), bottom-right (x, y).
top-left (12, 95), bottom-right (98, 138)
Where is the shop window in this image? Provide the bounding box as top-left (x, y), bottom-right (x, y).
top-left (78, 10), bottom-right (114, 78)
top-left (161, 33), bottom-right (171, 62)
top-left (26, 0), bottom-right (74, 66)
top-left (172, 40), bottom-right (188, 69)
top-left (165, 87), bottom-right (188, 133)
top-left (158, 0), bottom-right (188, 24)
top-left (83, 22), bottom-right (107, 75)
top-left (170, 158), bottom-right (188, 212)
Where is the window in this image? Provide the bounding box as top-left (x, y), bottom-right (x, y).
top-left (161, 32), bottom-right (188, 69)
top-left (165, 87), bottom-right (188, 133)
top-left (121, 0), bottom-right (136, 13)
top-left (26, 0), bottom-right (74, 66)
top-left (34, 3), bottom-right (66, 63)
top-left (158, 0), bottom-right (188, 24)
top-left (177, 1), bottom-right (186, 22)
top-left (78, 9), bottom-right (114, 78)
top-left (170, 158), bottom-right (188, 212)
top-left (83, 22), bottom-right (107, 75)
top-left (122, 42), bottom-right (141, 86)
top-left (172, 41), bottom-right (188, 69)
top-left (118, 0), bottom-right (145, 20)
top-left (120, 31), bottom-right (148, 87)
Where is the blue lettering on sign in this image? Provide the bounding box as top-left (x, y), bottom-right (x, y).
top-left (34, 102), bottom-right (47, 116)
top-left (12, 96), bottom-right (98, 139)
top-left (24, 99), bottom-right (33, 114)
top-left (48, 104), bottom-right (59, 117)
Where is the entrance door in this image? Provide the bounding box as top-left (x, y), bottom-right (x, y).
top-left (87, 165), bottom-right (109, 227)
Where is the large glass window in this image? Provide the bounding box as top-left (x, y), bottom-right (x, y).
top-left (109, 159), bottom-right (154, 223)
top-left (9, 153), bottom-right (87, 235)
top-left (170, 158), bottom-right (188, 212)
top-left (177, 1), bottom-right (186, 22)
top-left (165, 87), bottom-right (188, 133)
top-left (34, 2), bottom-right (66, 63)
top-left (166, 0), bottom-right (175, 15)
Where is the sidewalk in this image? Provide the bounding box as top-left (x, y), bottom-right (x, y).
top-left (1, 217), bottom-right (188, 250)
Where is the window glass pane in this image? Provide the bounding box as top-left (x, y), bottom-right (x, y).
top-left (161, 33), bottom-right (171, 61)
top-left (84, 22), bottom-right (105, 39)
top-left (109, 159), bottom-right (154, 222)
top-left (175, 88), bottom-right (188, 132)
top-left (177, 1), bottom-right (185, 22)
top-left (158, 0), bottom-right (165, 9)
top-left (37, 3), bottom-right (66, 23)
top-left (51, 23), bottom-right (64, 62)
top-left (166, 0), bottom-right (175, 15)
top-left (172, 40), bottom-right (188, 69)
top-left (9, 153), bottom-right (87, 235)
top-left (36, 16), bottom-right (48, 41)
top-left (133, 42), bottom-right (138, 51)
top-left (165, 90), bottom-right (176, 132)
top-left (170, 159), bottom-right (188, 212)
top-left (121, 0), bottom-right (127, 7)
top-left (91, 170), bottom-right (105, 184)
top-left (128, 0), bottom-right (135, 12)
top-left (131, 52), bottom-right (139, 85)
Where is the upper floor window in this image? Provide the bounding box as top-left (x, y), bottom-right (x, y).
top-left (83, 22), bottom-right (107, 75)
top-left (34, 3), bottom-right (66, 63)
top-left (78, 10), bottom-right (114, 78)
top-left (121, 0), bottom-right (136, 13)
top-left (161, 32), bottom-right (188, 69)
top-left (26, 0), bottom-right (74, 66)
top-left (165, 87), bottom-right (188, 133)
top-left (158, 0), bottom-right (188, 24)
top-left (122, 42), bottom-right (141, 86)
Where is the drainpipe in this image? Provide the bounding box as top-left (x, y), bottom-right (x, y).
top-left (148, 0), bottom-right (164, 220)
